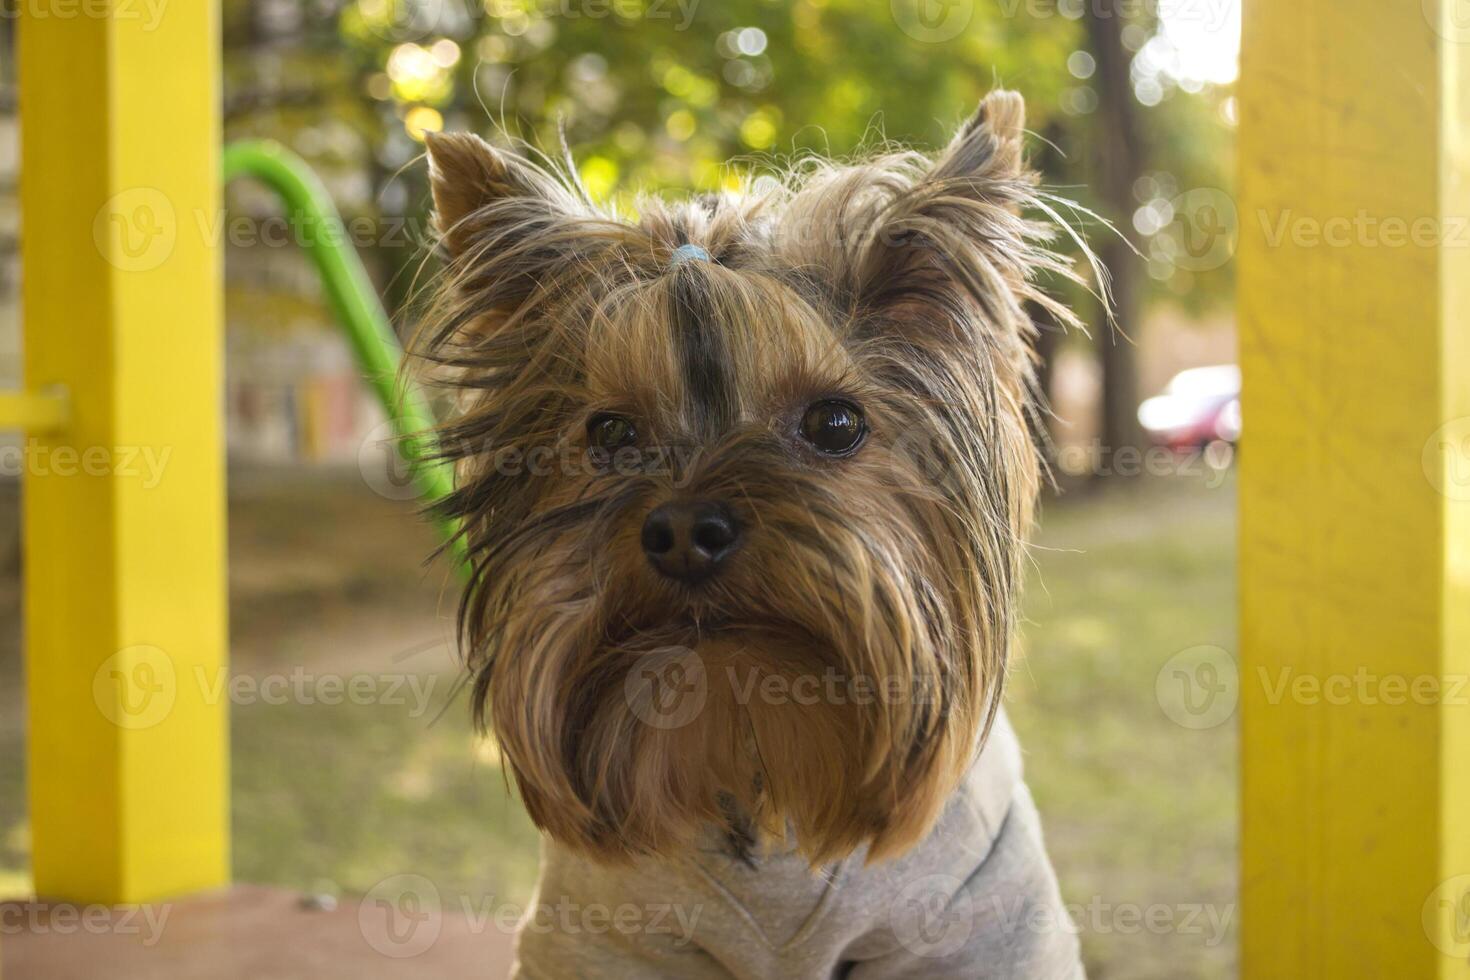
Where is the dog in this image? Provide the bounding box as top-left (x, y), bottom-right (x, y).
top-left (416, 89), bottom-right (1085, 978)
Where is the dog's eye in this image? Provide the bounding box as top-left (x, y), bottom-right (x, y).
top-left (799, 400), bottom-right (867, 456)
top-left (587, 413), bottom-right (638, 451)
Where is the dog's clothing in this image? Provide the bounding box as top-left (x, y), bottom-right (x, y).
top-left (511, 712), bottom-right (1083, 979)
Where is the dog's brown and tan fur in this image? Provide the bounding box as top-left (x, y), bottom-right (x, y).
top-left (415, 91), bottom-right (1083, 869)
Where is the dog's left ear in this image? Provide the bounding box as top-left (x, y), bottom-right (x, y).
top-left (929, 89), bottom-right (1028, 193)
top-left (849, 89), bottom-right (1045, 330)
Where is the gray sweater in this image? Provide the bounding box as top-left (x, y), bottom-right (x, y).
top-left (511, 712), bottom-right (1083, 979)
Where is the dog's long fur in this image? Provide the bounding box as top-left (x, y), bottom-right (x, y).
top-left (414, 91), bottom-right (1083, 866)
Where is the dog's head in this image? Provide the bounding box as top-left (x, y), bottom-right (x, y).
top-left (417, 90), bottom-right (1080, 864)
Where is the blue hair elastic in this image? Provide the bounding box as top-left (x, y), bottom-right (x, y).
top-left (670, 243), bottom-right (711, 266)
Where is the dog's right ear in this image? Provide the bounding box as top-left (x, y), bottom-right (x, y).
top-left (425, 131), bottom-right (570, 259)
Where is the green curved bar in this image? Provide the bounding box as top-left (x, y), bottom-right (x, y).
top-left (222, 139), bottom-right (462, 560)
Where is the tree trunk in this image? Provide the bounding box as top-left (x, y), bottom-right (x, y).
top-left (1029, 120), bottom-right (1066, 427)
top-left (1083, 1), bottom-right (1145, 461)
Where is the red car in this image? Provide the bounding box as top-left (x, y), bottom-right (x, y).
top-left (1137, 364), bottom-right (1241, 451)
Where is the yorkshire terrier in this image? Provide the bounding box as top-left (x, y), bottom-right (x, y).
top-left (418, 90), bottom-right (1085, 978)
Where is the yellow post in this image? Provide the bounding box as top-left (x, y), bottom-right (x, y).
top-left (18, 3), bottom-right (228, 902)
top-left (1239, 1), bottom-right (1470, 976)
top-left (0, 390), bottom-right (67, 433)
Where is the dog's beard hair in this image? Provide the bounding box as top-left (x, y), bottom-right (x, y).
top-left (464, 436), bottom-right (1016, 862)
top-left (413, 91), bottom-right (1087, 865)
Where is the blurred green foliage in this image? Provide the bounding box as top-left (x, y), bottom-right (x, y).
top-left (222, 0), bottom-right (1233, 318)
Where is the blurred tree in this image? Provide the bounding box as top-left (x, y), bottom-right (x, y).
top-left (1083, 0), bottom-right (1145, 456)
top-left (220, 0), bottom-right (1235, 473)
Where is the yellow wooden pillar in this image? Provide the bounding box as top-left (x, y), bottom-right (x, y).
top-left (1239, 0), bottom-right (1470, 975)
top-left (17, 4), bottom-right (228, 902)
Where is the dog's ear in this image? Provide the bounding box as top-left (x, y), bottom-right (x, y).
top-left (421, 130), bottom-right (611, 336)
top-left (930, 89), bottom-right (1028, 190)
top-left (425, 131), bottom-right (570, 258)
top-left (843, 89), bottom-right (1044, 334)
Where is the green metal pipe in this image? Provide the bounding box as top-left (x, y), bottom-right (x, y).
top-left (222, 139), bottom-right (462, 560)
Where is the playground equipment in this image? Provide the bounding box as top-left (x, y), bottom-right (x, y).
top-left (221, 139), bottom-right (458, 548)
top-left (1237, 6), bottom-right (1470, 975)
top-left (1, 2), bottom-right (1468, 975)
top-left (5, 7), bottom-right (456, 912)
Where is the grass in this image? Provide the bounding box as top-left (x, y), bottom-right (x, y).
top-left (230, 673), bottom-right (544, 903)
top-left (1012, 474), bottom-right (1237, 979)
top-left (224, 467), bottom-right (545, 904)
top-left (0, 468), bottom-right (1236, 978)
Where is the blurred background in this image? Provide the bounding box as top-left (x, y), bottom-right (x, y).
top-left (0, 1), bottom-right (1238, 976)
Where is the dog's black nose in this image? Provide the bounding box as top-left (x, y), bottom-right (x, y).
top-left (641, 500), bottom-right (741, 583)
